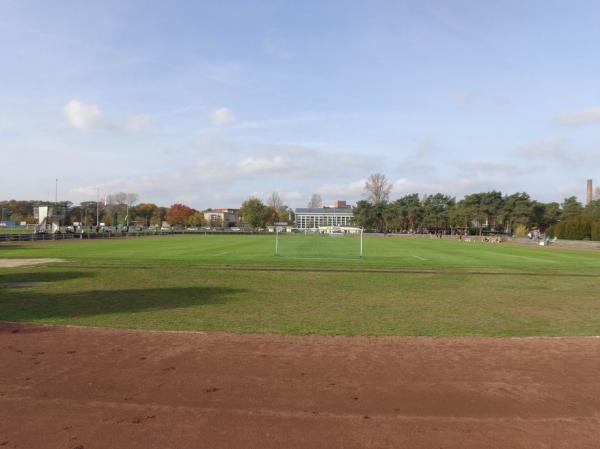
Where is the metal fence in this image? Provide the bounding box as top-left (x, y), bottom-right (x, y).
top-left (0, 229), bottom-right (268, 243)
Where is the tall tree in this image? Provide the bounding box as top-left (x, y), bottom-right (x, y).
top-left (134, 203), bottom-right (158, 227)
top-left (482, 191), bottom-right (503, 230)
top-left (371, 201), bottom-right (387, 232)
top-left (240, 197), bottom-right (268, 228)
top-left (109, 192), bottom-right (138, 207)
top-left (585, 199), bottom-right (600, 220)
top-left (449, 200), bottom-right (471, 232)
top-left (542, 202), bottom-right (562, 228)
top-left (384, 201), bottom-right (405, 232)
top-left (307, 193), bottom-right (322, 208)
top-left (561, 196), bottom-right (583, 219)
top-left (353, 200), bottom-right (375, 230)
top-left (364, 173), bottom-right (393, 204)
top-left (529, 201), bottom-right (561, 230)
top-left (103, 192), bottom-right (139, 226)
top-left (166, 204), bottom-right (194, 226)
top-left (461, 193), bottom-right (486, 234)
top-left (187, 212), bottom-right (206, 227)
top-left (267, 192), bottom-right (284, 214)
top-left (500, 192), bottom-right (533, 233)
top-left (264, 207), bottom-right (280, 226)
top-left (421, 193), bottom-right (455, 229)
top-left (79, 201), bottom-right (98, 226)
top-left (151, 207), bottom-right (167, 226)
top-left (404, 194), bottom-right (423, 230)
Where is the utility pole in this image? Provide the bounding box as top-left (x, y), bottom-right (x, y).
top-left (96, 188), bottom-right (100, 227)
top-left (55, 178), bottom-right (60, 228)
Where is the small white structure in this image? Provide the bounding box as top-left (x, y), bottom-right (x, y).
top-left (34, 206), bottom-right (64, 233)
top-left (267, 222), bottom-right (294, 233)
top-left (317, 226), bottom-right (362, 235)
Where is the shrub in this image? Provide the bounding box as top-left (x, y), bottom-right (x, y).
top-left (591, 221), bottom-right (600, 241)
top-left (513, 224), bottom-right (528, 237)
top-left (553, 214), bottom-right (592, 240)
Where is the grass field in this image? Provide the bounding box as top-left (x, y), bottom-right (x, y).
top-left (1, 234), bottom-right (599, 336)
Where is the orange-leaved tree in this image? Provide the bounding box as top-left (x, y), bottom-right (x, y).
top-left (166, 203), bottom-right (195, 226)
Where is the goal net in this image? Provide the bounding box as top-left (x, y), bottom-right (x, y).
top-left (275, 227), bottom-right (363, 260)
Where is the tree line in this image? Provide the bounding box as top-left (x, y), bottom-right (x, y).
top-left (0, 191), bottom-right (294, 229)
top-left (2, 174), bottom-right (599, 239)
top-left (0, 197), bottom-right (201, 228)
top-left (355, 173), bottom-right (600, 239)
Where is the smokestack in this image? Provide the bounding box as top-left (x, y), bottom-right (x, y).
top-left (587, 179), bottom-right (593, 206)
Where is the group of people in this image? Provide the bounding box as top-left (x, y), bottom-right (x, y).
top-left (461, 235), bottom-right (505, 244)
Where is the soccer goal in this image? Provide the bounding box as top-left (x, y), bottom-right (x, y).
top-left (274, 227), bottom-right (364, 260)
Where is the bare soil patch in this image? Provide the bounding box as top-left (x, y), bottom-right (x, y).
top-left (0, 322), bottom-right (599, 448)
top-left (0, 258), bottom-right (64, 268)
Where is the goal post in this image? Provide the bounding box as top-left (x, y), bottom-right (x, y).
top-left (274, 226), bottom-right (364, 260)
top-left (360, 227), bottom-right (363, 258)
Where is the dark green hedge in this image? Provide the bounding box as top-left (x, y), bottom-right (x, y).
top-left (548, 214), bottom-right (600, 241)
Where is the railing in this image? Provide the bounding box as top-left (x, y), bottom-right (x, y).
top-left (0, 229), bottom-right (269, 242)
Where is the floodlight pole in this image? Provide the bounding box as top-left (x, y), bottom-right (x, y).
top-left (96, 188), bottom-right (100, 227)
top-left (360, 227), bottom-right (364, 259)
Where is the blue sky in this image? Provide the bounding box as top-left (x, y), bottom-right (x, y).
top-left (1, 0), bottom-right (600, 208)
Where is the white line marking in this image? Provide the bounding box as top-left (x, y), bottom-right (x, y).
top-left (411, 255), bottom-right (427, 261)
top-left (214, 252), bottom-right (229, 256)
top-left (283, 257), bottom-right (361, 261)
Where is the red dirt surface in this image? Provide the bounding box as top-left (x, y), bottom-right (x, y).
top-left (1, 323), bottom-right (599, 449)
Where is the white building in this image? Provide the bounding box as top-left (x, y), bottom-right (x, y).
top-left (294, 203), bottom-right (354, 229)
top-left (203, 208), bottom-right (238, 227)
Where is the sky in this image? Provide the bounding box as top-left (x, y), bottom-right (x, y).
top-left (1, 0), bottom-right (600, 209)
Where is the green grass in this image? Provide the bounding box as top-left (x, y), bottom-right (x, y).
top-left (1, 234), bottom-right (599, 336)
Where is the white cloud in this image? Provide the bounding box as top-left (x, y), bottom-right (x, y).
top-left (392, 178), bottom-right (445, 196)
top-left (519, 136), bottom-right (565, 157)
top-left (233, 113), bottom-right (322, 131)
top-left (63, 99), bottom-right (152, 133)
top-left (64, 100), bottom-right (103, 130)
top-left (233, 143), bottom-right (374, 179)
top-left (416, 141), bottom-right (434, 157)
top-left (315, 179), bottom-right (366, 198)
top-left (517, 137), bottom-right (572, 162)
top-left (553, 106), bottom-right (600, 126)
top-left (121, 115), bottom-right (152, 132)
top-left (395, 141), bottom-right (437, 176)
top-left (457, 159), bottom-right (524, 175)
top-left (238, 156), bottom-right (298, 175)
top-left (209, 107), bottom-right (236, 126)
top-left (392, 176), bottom-right (517, 199)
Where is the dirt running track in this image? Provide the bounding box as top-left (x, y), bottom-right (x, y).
top-left (1, 323), bottom-right (599, 449)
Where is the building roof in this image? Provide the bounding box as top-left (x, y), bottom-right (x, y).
top-left (295, 207), bottom-right (354, 214)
